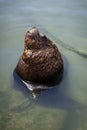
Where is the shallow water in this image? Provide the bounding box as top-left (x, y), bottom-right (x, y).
top-left (0, 0), bottom-right (87, 130)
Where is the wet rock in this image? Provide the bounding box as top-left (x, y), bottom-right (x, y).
top-left (16, 27), bottom-right (63, 84)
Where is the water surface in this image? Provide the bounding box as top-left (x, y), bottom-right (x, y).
top-left (0, 0), bottom-right (87, 130)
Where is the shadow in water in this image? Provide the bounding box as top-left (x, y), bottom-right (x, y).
top-left (13, 68), bottom-right (63, 99)
top-left (33, 55), bottom-right (87, 110)
top-left (13, 69), bottom-right (32, 99)
top-left (34, 87), bottom-right (87, 110)
top-left (13, 55), bottom-right (86, 110)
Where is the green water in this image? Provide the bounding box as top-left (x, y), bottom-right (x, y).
top-left (0, 0), bottom-right (87, 130)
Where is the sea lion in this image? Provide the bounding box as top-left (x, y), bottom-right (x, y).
top-left (16, 27), bottom-right (63, 84)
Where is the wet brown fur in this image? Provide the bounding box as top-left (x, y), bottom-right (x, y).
top-left (16, 27), bottom-right (63, 83)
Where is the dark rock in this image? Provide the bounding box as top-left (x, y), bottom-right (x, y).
top-left (16, 27), bottom-right (63, 84)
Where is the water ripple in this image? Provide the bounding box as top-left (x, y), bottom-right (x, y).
top-left (40, 27), bottom-right (87, 59)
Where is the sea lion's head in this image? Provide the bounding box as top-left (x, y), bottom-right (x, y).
top-left (24, 27), bottom-right (48, 50)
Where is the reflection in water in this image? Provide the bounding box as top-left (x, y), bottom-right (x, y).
top-left (13, 56), bottom-right (86, 109)
top-left (13, 70), bottom-right (86, 109)
top-left (13, 70), bottom-right (49, 99)
top-left (13, 69), bottom-right (62, 99)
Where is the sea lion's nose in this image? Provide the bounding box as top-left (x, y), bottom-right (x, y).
top-left (29, 27), bottom-right (39, 35)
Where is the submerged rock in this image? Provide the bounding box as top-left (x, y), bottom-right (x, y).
top-left (16, 27), bottom-right (63, 84)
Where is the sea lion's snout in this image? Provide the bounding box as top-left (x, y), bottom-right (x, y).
top-left (29, 27), bottom-right (39, 35)
top-left (26, 27), bottom-right (40, 40)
